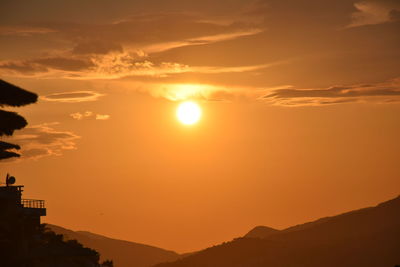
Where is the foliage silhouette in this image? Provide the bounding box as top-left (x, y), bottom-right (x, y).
top-left (0, 223), bottom-right (113, 267)
top-left (102, 260), bottom-right (114, 267)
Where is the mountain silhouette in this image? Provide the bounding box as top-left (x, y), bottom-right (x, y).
top-left (244, 226), bottom-right (280, 239)
top-left (48, 224), bottom-right (180, 267)
top-left (154, 195), bottom-right (400, 267)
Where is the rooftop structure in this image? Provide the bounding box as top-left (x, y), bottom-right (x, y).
top-left (0, 174), bottom-right (46, 217)
top-left (0, 174), bottom-right (46, 264)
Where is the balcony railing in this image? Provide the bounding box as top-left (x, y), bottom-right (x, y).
top-left (21, 199), bottom-right (45, 209)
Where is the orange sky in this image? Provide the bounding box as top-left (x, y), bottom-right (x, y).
top-left (1, 0), bottom-right (400, 253)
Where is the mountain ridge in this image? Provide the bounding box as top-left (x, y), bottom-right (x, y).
top-left (154, 195), bottom-right (400, 267)
top-left (47, 224), bottom-right (180, 267)
top-left (244, 225), bottom-right (280, 238)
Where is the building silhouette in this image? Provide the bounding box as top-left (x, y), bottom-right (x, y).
top-left (0, 173), bottom-right (46, 264)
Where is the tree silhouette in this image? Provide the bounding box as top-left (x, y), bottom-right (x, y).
top-left (101, 260), bottom-right (114, 267)
top-left (0, 79), bottom-right (38, 160)
top-left (22, 225), bottom-right (103, 267)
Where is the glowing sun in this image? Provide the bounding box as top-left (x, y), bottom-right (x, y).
top-left (176, 101), bottom-right (202, 125)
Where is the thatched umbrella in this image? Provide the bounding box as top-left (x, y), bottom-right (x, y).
top-left (0, 79), bottom-right (38, 107)
top-left (0, 79), bottom-right (38, 160)
top-left (0, 110), bottom-right (28, 136)
top-left (0, 141), bottom-right (20, 150)
top-left (0, 141), bottom-right (20, 159)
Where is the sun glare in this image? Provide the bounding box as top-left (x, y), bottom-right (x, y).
top-left (177, 101), bottom-right (202, 125)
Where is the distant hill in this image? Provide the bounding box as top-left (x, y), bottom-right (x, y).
top-left (244, 226), bottom-right (280, 238)
top-left (155, 195), bottom-right (400, 267)
top-left (48, 224), bottom-right (180, 267)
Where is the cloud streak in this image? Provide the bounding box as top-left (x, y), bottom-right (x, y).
top-left (145, 83), bottom-right (264, 102)
top-left (0, 50), bottom-right (274, 80)
top-left (0, 26), bottom-right (57, 36)
top-left (9, 123), bottom-right (80, 160)
top-left (95, 114), bottom-right (110, 120)
top-left (348, 0), bottom-right (400, 27)
top-left (143, 28), bottom-right (263, 53)
top-left (264, 78), bottom-right (400, 106)
top-left (0, 12), bottom-right (264, 80)
top-left (41, 91), bottom-right (104, 103)
top-left (70, 111), bottom-right (110, 120)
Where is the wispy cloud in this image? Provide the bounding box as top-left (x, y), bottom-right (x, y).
top-left (70, 111), bottom-right (110, 120)
top-left (0, 50), bottom-right (275, 80)
top-left (95, 114), bottom-right (110, 120)
top-left (0, 11), bottom-right (265, 80)
top-left (72, 40), bottom-right (123, 55)
top-left (347, 0), bottom-right (400, 28)
top-left (41, 91), bottom-right (104, 103)
top-left (146, 83), bottom-right (264, 102)
top-left (190, 62), bottom-right (283, 74)
top-left (9, 123), bottom-right (80, 160)
top-left (0, 26), bottom-right (57, 36)
top-left (264, 78), bottom-right (400, 106)
top-left (143, 28), bottom-right (263, 53)
top-left (70, 111), bottom-right (93, 120)
top-left (0, 57), bottom-right (94, 77)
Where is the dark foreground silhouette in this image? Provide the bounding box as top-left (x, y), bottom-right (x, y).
top-left (155, 195), bottom-right (400, 267)
top-left (0, 175), bottom-right (112, 267)
top-left (0, 223), bottom-right (112, 267)
top-left (48, 224), bottom-right (180, 267)
top-left (0, 79), bottom-right (37, 160)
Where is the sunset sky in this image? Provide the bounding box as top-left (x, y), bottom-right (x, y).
top-left (1, 0), bottom-right (400, 253)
